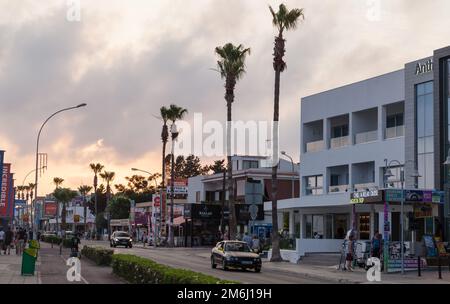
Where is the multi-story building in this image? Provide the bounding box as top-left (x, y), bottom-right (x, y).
top-left (266, 45), bottom-right (450, 259)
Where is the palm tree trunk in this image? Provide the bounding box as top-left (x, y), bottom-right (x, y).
top-left (169, 145), bottom-right (175, 247)
top-left (83, 195), bottom-right (87, 234)
top-left (226, 97), bottom-right (237, 239)
top-left (270, 35), bottom-right (283, 262)
top-left (161, 133), bottom-right (167, 243)
top-left (61, 203), bottom-right (66, 232)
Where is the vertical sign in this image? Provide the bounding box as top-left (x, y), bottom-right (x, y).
top-left (1, 163), bottom-right (11, 217)
top-left (8, 173), bottom-right (14, 219)
top-left (0, 151), bottom-right (4, 216)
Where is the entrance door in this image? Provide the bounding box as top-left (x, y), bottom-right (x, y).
top-left (358, 213), bottom-right (370, 240)
top-left (391, 212), bottom-right (400, 242)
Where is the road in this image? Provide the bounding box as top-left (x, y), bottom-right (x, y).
top-left (82, 240), bottom-right (336, 284)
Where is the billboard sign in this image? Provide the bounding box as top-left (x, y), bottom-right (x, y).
top-left (350, 190), bottom-right (383, 204)
top-left (0, 164), bottom-right (11, 217)
top-left (44, 201), bottom-right (58, 216)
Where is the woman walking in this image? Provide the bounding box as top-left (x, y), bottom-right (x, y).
top-left (345, 233), bottom-right (356, 271)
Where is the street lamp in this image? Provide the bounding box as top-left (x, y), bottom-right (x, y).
top-left (384, 159), bottom-right (421, 275)
top-left (168, 123), bottom-right (179, 247)
top-left (281, 151), bottom-right (296, 198)
top-left (32, 103), bottom-right (87, 239)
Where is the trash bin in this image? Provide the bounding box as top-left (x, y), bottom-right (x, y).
top-left (21, 248), bottom-right (38, 276)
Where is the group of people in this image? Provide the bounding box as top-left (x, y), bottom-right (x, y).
top-left (343, 230), bottom-right (383, 272)
top-left (0, 226), bottom-right (30, 256)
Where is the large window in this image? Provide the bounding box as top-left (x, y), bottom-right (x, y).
top-left (242, 160), bottom-right (259, 170)
top-left (416, 81), bottom-right (434, 189)
top-left (305, 214), bottom-right (349, 239)
top-left (332, 125), bottom-right (349, 138)
top-left (305, 175), bottom-right (323, 195)
top-left (386, 113), bottom-right (404, 128)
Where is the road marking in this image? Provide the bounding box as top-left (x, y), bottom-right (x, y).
top-left (59, 255), bottom-right (89, 284)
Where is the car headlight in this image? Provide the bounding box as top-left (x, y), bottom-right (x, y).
top-left (225, 256), bottom-right (235, 261)
top-left (114, 238), bottom-right (119, 242)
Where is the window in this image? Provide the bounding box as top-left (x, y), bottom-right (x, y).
top-left (242, 160), bottom-right (259, 170)
top-left (332, 125), bottom-right (349, 138)
top-left (416, 81), bottom-right (434, 189)
top-left (195, 191), bottom-right (200, 203)
top-left (306, 175), bottom-right (323, 195)
top-left (304, 215), bottom-right (324, 239)
top-left (386, 113), bottom-right (404, 128)
top-left (330, 175), bottom-right (340, 186)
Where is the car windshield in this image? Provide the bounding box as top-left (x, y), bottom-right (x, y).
top-left (115, 232), bottom-right (129, 237)
top-left (225, 242), bottom-right (251, 252)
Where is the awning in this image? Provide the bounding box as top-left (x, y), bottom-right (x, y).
top-left (173, 216), bottom-right (185, 226)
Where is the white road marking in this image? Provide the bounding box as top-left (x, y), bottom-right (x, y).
top-left (59, 255), bottom-right (89, 284)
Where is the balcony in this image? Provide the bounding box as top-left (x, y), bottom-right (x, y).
top-left (385, 126), bottom-right (404, 139)
top-left (306, 140), bottom-right (324, 153)
top-left (353, 183), bottom-right (377, 192)
top-left (330, 136), bottom-right (350, 149)
top-left (355, 130), bottom-right (378, 144)
top-left (328, 185), bottom-right (349, 193)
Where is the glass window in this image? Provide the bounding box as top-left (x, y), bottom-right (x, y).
top-left (306, 175), bottom-right (323, 195)
top-left (242, 160), bottom-right (259, 169)
top-left (387, 113), bottom-right (404, 128)
top-left (332, 125), bottom-right (349, 138)
top-left (334, 215), bottom-right (348, 239)
top-left (305, 215), bottom-right (312, 238)
top-left (325, 215), bottom-right (333, 239)
top-left (330, 175), bottom-right (339, 186)
top-left (313, 215), bottom-right (324, 238)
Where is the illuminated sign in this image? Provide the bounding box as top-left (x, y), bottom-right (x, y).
top-left (350, 190), bottom-right (382, 204)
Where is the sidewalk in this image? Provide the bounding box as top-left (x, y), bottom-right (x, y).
top-left (0, 252), bottom-right (41, 284)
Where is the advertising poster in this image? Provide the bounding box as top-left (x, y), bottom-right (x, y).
top-left (0, 163), bottom-right (11, 217)
top-left (44, 201), bottom-right (58, 216)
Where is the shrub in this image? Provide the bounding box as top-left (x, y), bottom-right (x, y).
top-left (111, 254), bottom-right (238, 284)
top-left (42, 235), bottom-right (62, 245)
top-left (81, 246), bottom-right (114, 266)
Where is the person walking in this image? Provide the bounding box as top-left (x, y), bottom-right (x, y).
top-left (345, 233), bottom-right (356, 271)
top-left (371, 231), bottom-right (382, 259)
top-left (16, 228), bottom-right (25, 255)
top-left (0, 228), bottom-right (5, 255)
top-left (243, 232), bottom-right (252, 247)
top-left (251, 235), bottom-right (261, 253)
top-left (4, 227), bottom-right (13, 255)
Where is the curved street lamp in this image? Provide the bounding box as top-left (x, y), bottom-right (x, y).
top-left (32, 103), bottom-right (87, 238)
top-left (281, 151), bottom-right (296, 198)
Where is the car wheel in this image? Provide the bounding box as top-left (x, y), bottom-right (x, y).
top-left (222, 260), bottom-right (228, 271)
top-left (211, 257), bottom-right (217, 269)
top-left (129, 244), bottom-right (132, 249)
top-left (255, 266), bottom-right (261, 273)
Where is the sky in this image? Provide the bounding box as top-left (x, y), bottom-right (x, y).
top-left (1, 0), bottom-right (450, 195)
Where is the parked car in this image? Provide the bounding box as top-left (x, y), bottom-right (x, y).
top-left (110, 231), bottom-right (133, 248)
top-left (211, 241), bottom-right (262, 273)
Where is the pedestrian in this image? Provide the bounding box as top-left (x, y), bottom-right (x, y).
top-left (0, 228), bottom-right (5, 255)
top-left (23, 229), bottom-right (28, 248)
top-left (371, 231), bottom-right (382, 259)
top-left (345, 233), bottom-right (355, 271)
top-left (16, 228), bottom-right (25, 255)
top-left (243, 232), bottom-right (252, 247)
top-left (223, 230), bottom-right (229, 241)
top-left (4, 227), bottom-right (13, 255)
top-left (251, 235), bottom-right (261, 253)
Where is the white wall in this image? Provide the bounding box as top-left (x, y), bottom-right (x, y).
top-left (187, 175), bottom-right (204, 204)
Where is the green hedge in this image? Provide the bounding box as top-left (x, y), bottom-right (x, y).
top-left (42, 235), bottom-right (62, 245)
top-left (81, 246), bottom-right (114, 266)
top-left (111, 254), bottom-right (238, 284)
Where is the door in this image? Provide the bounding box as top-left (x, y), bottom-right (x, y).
top-left (391, 212), bottom-right (400, 242)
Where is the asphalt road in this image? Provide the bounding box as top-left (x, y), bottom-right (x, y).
top-left (82, 240), bottom-right (336, 284)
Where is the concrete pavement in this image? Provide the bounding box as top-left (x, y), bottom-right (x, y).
top-left (0, 252), bottom-right (41, 284)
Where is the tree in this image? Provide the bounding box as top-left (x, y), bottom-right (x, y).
top-left (182, 154), bottom-right (210, 177)
top-left (52, 177), bottom-right (64, 232)
top-left (108, 196), bottom-right (131, 220)
top-left (215, 42), bottom-right (251, 238)
top-left (78, 185), bottom-right (93, 233)
top-left (53, 177), bottom-right (64, 188)
top-left (100, 171), bottom-right (115, 236)
top-left (166, 104), bottom-right (188, 247)
top-left (95, 213), bottom-right (108, 231)
top-left (53, 188), bottom-right (78, 232)
top-left (269, 3), bottom-right (304, 262)
top-left (174, 155), bottom-right (186, 179)
top-left (89, 163), bottom-right (104, 234)
top-left (209, 159), bottom-right (226, 174)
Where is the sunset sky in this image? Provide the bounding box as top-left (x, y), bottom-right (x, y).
top-left (1, 0), bottom-right (450, 195)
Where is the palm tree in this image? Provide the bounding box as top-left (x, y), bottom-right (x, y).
top-left (28, 183), bottom-right (36, 229)
top-left (78, 185), bottom-right (93, 234)
top-left (215, 42), bottom-right (251, 239)
top-left (268, 3), bottom-right (304, 262)
top-left (89, 163), bottom-right (104, 217)
top-left (166, 104), bottom-right (188, 247)
top-left (100, 171), bottom-right (115, 238)
top-left (52, 177), bottom-right (64, 233)
top-left (53, 188), bottom-right (78, 232)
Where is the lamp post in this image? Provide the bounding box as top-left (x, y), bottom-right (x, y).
top-left (281, 151), bottom-right (296, 198)
top-left (384, 159), bottom-right (421, 275)
top-left (33, 103), bottom-right (87, 239)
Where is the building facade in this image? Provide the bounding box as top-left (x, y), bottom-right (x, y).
top-left (266, 46), bottom-right (450, 258)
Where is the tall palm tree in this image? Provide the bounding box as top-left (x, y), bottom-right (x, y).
top-left (215, 42), bottom-right (251, 239)
top-left (52, 177), bottom-right (64, 233)
top-left (159, 106), bottom-right (170, 244)
top-left (100, 171), bottom-right (115, 238)
top-left (166, 104), bottom-right (188, 247)
top-left (89, 163), bottom-right (104, 217)
top-left (269, 3), bottom-right (304, 262)
top-left (78, 185), bottom-right (93, 233)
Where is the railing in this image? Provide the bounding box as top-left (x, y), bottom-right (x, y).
top-left (330, 136), bottom-right (349, 149)
top-left (385, 125), bottom-right (405, 139)
top-left (305, 140), bottom-right (324, 153)
top-left (355, 130), bottom-right (378, 144)
top-left (353, 183), bottom-right (376, 192)
top-left (328, 185), bottom-right (349, 193)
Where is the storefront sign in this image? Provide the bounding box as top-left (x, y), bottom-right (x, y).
top-left (388, 258), bottom-right (424, 273)
top-left (414, 203), bottom-right (433, 218)
top-left (0, 164), bottom-right (11, 217)
top-left (405, 190), bottom-right (423, 202)
top-left (350, 190), bottom-right (382, 204)
top-left (385, 189), bottom-right (404, 202)
top-left (415, 59), bottom-right (433, 75)
top-left (191, 204), bottom-right (221, 220)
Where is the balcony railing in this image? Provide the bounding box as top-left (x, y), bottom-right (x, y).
top-left (330, 136), bottom-right (350, 149)
top-left (328, 185), bottom-right (349, 193)
top-left (355, 130), bottom-right (378, 144)
top-left (353, 183), bottom-right (376, 192)
top-left (385, 125), bottom-right (404, 139)
top-left (305, 140), bottom-right (324, 153)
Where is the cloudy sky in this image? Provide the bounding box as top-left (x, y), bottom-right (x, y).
top-left (1, 0), bottom-right (450, 195)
